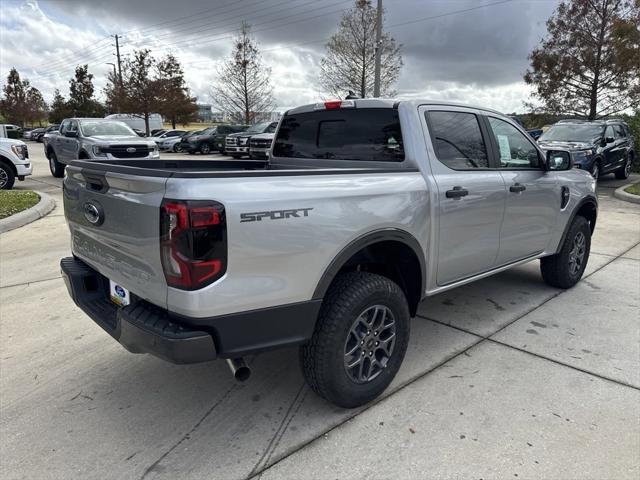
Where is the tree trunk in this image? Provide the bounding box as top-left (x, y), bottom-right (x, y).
top-left (589, 0), bottom-right (610, 120)
top-left (144, 112), bottom-right (150, 136)
top-left (171, 116), bottom-right (176, 129)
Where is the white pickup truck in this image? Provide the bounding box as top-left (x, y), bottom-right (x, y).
top-left (0, 137), bottom-right (32, 189)
top-left (60, 99), bottom-right (597, 408)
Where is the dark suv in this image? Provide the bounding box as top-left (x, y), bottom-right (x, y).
top-left (538, 119), bottom-right (635, 180)
top-left (184, 125), bottom-right (248, 155)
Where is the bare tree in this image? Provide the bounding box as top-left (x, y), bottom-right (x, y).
top-left (319, 0), bottom-right (402, 98)
top-left (525, 0), bottom-right (640, 119)
top-left (211, 23), bottom-right (274, 124)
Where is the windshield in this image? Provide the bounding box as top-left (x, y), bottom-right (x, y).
top-left (246, 122), bottom-right (270, 134)
top-left (539, 124), bottom-right (604, 143)
top-left (80, 121), bottom-right (135, 137)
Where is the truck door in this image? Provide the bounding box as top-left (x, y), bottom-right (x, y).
top-left (483, 115), bottom-right (559, 265)
top-left (421, 107), bottom-right (506, 285)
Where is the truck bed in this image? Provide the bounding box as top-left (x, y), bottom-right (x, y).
top-left (69, 158), bottom-right (416, 178)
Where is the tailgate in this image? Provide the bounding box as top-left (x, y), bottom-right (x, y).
top-left (63, 165), bottom-right (168, 308)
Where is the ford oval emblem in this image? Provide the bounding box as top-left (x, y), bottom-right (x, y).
top-left (126, 147), bottom-right (136, 153)
top-left (83, 202), bottom-right (104, 226)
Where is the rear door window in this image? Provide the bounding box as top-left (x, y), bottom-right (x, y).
top-left (273, 108), bottom-right (404, 162)
top-left (426, 111), bottom-right (489, 169)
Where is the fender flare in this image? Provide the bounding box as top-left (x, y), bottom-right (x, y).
top-left (312, 228), bottom-right (426, 301)
top-left (555, 195), bottom-right (598, 254)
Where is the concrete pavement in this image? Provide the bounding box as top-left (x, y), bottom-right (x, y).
top-left (1, 144), bottom-right (638, 479)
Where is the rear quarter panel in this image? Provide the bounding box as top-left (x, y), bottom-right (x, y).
top-left (165, 172), bottom-right (429, 318)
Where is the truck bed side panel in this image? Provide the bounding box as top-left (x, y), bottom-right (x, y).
top-left (164, 171), bottom-right (429, 319)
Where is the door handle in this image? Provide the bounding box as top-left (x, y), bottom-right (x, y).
top-left (445, 186), bottom-right (469, 198)
top-left (509, 183), bottom-right (526, 193)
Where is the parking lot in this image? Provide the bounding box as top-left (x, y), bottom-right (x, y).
top-left (1, 143), bottom-right (639, 479)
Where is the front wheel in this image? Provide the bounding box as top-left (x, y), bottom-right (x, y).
top-left (615, 154), bottom-right (633, 180)
top-left (49, 151), bottom-right (65, 178)
top-left (299, 272), bottom-right (410, 408)
top-left (540, 216), bottom-right (591, 289)
top-left (199, 143), bottom-right (211, 155)
top-left (0, 161), bottom-right (16, 189)
top-left (173, 144), bottom-right (183, 153)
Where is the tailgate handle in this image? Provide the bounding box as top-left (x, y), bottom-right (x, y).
top-left (82, 172), bottom-right (108, 193)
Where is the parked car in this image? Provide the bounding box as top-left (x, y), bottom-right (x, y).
top-left (34, 125), bottom-right (59, 142)
top-left (225, 121), bottom-right (278, 158)
top-left (150, 129), bottom-right (166, 137)
top-left (20, 127), bottom-right (35, 139)
top-left (538, 119), bottom-right (635, 180)
top-left (45, 118), bottom-right (159, 178)
top-left (0, 124), bottom-right (21, 139)
top-left (60, 99), bottom-right (597, 408)
top-left (0, 137), bottom-right (31, 189)
top-left (148, 129), bottom-right (187, 144)
top-left (249, 132), bottom-right (275, 159)
top-left (184, 125), bottom-right (248, 154)
top-left (160, 130), bottom-right (202, 152)
top-left (28, 128), bottom-right (44, 141)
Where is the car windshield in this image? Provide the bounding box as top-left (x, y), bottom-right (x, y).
top-left (203, 127), bottom-right (217, 134)
top-left (539, 124), bottom-right (604, 143)
top-left (80, 121), bottom-right (135, 137)
top-left (245, 122), bottom-right (270, 134)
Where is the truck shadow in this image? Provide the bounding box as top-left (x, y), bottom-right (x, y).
top-left (61, 261), bottom-right (569, 479)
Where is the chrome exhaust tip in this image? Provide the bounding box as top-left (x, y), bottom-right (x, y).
top-left (226, 358), bottom-right (251, 382)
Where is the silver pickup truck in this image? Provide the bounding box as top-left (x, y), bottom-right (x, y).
top-left (60, 99), bottom-right (597, 408)
top-left (45, 118), bottom-right (159, 178)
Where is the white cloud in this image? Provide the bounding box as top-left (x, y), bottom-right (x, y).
top-left (1, 0), bottom-right (558, 114)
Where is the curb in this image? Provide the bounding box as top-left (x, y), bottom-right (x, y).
top-left (0, 191), bottom-right (56, 234)
top-left (613, 183), bottom-right (640, 205)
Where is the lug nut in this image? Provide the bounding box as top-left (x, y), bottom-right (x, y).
top-left (375, 341), bottom-right (379, 346)
top-left (369, 351), bottom-right (373, 356)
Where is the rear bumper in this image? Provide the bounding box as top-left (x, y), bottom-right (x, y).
top-left (61, 257), bottom-right (320, 363)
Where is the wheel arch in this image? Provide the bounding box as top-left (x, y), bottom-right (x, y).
top-left (313, 229), bottom-right (426, 317)
top-left (555, 196), bottom-right (597, 254)
top-left (0, 155), bottom-right (17, 175)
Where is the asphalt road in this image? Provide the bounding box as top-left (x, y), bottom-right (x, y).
top-left (1, 143), bottom-right (639, 479)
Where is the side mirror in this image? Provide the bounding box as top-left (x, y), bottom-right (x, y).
top-left (64, 130), bottom-right (78, 138)
top-left (546, 150), bottom-right (572, 171)
top-left (605, 136), bottom-right (615, 144)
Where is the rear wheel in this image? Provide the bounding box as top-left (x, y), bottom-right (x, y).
top-left (0, 161), bottom-right (16, 190)
top-left (540, 216), bottom-right (591, 289)
top-left (299, 272), bottom-right (410, 408)
top-left (615, 154), bottom-right (633, 180)
top-left (173, 144), bottom-right (183, 153)
top-left (49, 150), bottom-right (65, 178)
top-left (199, 143), bottom-right (211, 155)
top-left (590, 161), bottom-right (600, 181)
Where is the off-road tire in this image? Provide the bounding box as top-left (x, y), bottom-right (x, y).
top-left (0, 161), bottom-right (16, 190)
top-left (615, 154), bottom-right (633, 180)
top-left (299, 272), bottom-right (410, 408)
top-left (541, 216), bottom-right (591, 289)
top-left (48, 150), bottom-right (65, 178)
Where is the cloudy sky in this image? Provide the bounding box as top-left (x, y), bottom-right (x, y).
top-left (0, 0), bottom-right (560, 113)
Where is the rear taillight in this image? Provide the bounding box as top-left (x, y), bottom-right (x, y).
top-left (160, 199), bottom-right (227, 290)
